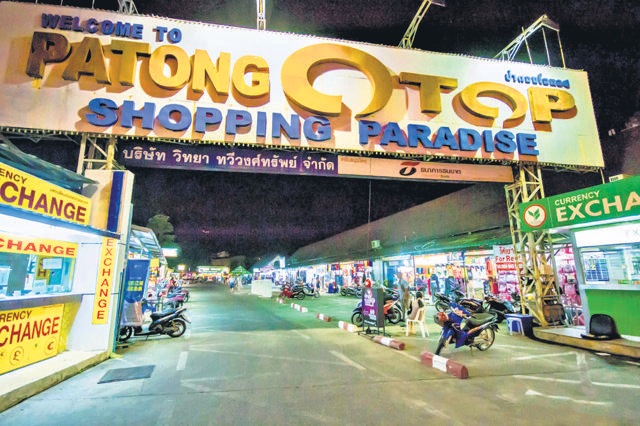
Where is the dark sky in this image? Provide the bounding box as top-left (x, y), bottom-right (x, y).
top-left (10, 0), bottom-right (640, 265)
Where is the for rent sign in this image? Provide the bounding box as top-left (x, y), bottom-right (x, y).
top-left (520, 175), bottom-right (640, 231)
top-left (0, 304), bottom-right (64, 374)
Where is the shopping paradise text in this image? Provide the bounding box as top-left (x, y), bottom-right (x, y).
top-left (26, 15), bottom-right (580, 152)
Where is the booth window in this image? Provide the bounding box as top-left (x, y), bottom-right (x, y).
top-left (0, 252), bottom-right (75, 297)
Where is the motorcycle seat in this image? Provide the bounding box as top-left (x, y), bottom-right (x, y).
top-left (151, 309), bottom-right (176, 320)
top-left (467, 312), bottom-right (496, 326)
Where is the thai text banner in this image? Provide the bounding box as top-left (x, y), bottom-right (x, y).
top-left (0, 304), bottom-right (64, 374)
top-left (0, 2), bottom-right (603, 169)
top-left (0, 160), bottom-right (92, 225)
top-left (519, 174), bottom-right (640, 231)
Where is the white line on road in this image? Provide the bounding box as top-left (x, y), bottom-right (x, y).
top-left (329, 350), bottom-right (366, 370)
top-left (176, 351), bottom-right (188, 371)
top-left (514, 374), bottom-right (640, 389)
top-left (525, 389), bottom-right (611, 406)
top-left (512, 351), bottom-right (579, 361)
top-left (396, 350), bottom-right (421, 363)
top-left (291, 329), bottom-right (311, 340)
top-left (191, 348), bottom-right (350, 366)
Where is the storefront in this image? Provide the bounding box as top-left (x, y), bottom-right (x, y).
top-left (0, 149), bottom-right (134, 375)
top-left (520, 175), bottom-right (640, 337)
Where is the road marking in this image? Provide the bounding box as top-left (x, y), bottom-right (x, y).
top-left (512, 351), bottom-right (579, 361)
top-left (525, 389), bottom-right (611, 406)
top-left (291, 329), bottom-right (311, 340)
top-left (176, 351), bottom-right (188, 371)
top-left (329, 350), bottom-right (366, 370)
top-left (396, 350), bottom-right (421, 363)
top-left (514, 375), bottom-right (640, 389)
top-left (190, 348), bottom-right (350, 366)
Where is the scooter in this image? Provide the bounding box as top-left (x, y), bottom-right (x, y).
top-left (340, 285), bottom-right (363, 297)
top-left (163, 291), bottom-right (186, 309)
top-left (433, 302), bottom-right (499, 355)
top-left (351, 298), bottom-right (403, 327)
top-left (118, 306), bottom-right (190, 342)
top-left (303, 283), bottom-right (320, 298)
top-left (280, 283), bottom-right (305, 300)
top-left (483, 294), bottom-right (518, 323)
top-left (433, 289), bottom-right (466, 312)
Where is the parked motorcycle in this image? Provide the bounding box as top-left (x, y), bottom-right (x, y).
top-left (303, 283), bottom-right (320, 298)
top-left (433, 302), bottom-right (499, 355)
top-left (280, 283), bottom-right (305, 300)
top-left (434, 289), bottom-right (467, 312)
top-left (351, 298), bottom-right (403, 327)
top-left (173, 285), bottom-right (190, 303)
top-left (164, 291), bottom-right (186, 309)
top-left (118, 307), bottom-right (190, 342)
top-left (340, 285), bottom-right (363, 297)
top-left (483, 294), bottom-right (518, 323)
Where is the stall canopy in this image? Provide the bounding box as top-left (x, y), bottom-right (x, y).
top-left (0, 138), bottom-right (96, 192)
top-left (128, 225), bottom-right (167, 264)
top-left (230, 265), bottom-right (251, 276)
top-left (287, 184), bottom-right (515, 267)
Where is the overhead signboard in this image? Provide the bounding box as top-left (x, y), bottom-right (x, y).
top-left (117, 141), bottom-right (513, 183)
top-left (0, 2), bottom-right (603, 169)
top-left (519, 174), bottom-right (640, 231)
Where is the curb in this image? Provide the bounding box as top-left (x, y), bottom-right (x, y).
top-left (372, 335), bottom-right (405, 350)
top-left (290, 303), bottom-right (308, 313)
top-left (420, 351), bottom-right (469, 379)
top-left (316, 313), bottom-right (332, 322)
top-left (338, 321), bottom-right (358, 333)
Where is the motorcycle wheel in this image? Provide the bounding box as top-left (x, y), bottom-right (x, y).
top-left (314, 292), bottom-right (320, 298)
top-left (166, 319), bottom-right (187, 338)
top-left (183, 293), bottom-right (190, 303)
top-left (435, 301), bottom-right (449, 312)
top-left (474, 327), bottom-right (496, 351)
top-left (435, 334), bottom-right (447, 355)
top-left (387, 305), bottom-right (403, 324)
top-left (118, 326), bottom-right (133, 342)
top-left (351, 312), bottom-right (363, 327)
top-left (340, 288), bottom-right (347, 296)
top-left (296, 292), bottom-right (305, 300)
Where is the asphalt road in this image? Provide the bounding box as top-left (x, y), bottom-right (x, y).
top-left (1, 284), bottom-right (638, 425)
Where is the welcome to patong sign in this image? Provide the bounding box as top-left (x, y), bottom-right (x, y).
top-left (0, 2), bottom-right (603, 169)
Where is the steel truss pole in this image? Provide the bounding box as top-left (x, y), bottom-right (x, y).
top-left (77, 134), bottom-right (121, 173)
top-left (505, 165), bottom-right (564, 326)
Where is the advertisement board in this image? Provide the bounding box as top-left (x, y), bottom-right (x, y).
top-left (0, 304), bottom-right (64, 374)
top-left (0, 2), bottom-right (602, 169)
top-left (519, 175), bottom-right (640, 232)
top-left (0, 161), bottom-right (92, 226)
top-left (362, 287), bottom-right (384, 328)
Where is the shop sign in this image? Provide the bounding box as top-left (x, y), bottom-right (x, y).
top-left (0, 234), bottom-right (78, 257)
top-left (362, 287), bottom-right (384, 328)
top-left (0, 162), bottom-right (92, 226)
top-left (0, 304), bottom-right (64, 374)
top-left (0, 2), bottom-right (603, 169)
top-left (520, 174), bottom-right (640, 231)
top-left (92, 237), bottom-right (117, 324)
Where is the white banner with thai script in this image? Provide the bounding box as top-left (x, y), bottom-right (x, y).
top-left (0, 2), bottom-right (603, 169)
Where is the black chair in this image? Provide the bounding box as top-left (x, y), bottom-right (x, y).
top-left (581, 314), bottom-right (621, 340)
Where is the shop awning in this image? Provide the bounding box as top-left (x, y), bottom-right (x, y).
top-left (0, 139), bottom-right (96, 192)
top-left (128, 225), bottom-right (166, 263)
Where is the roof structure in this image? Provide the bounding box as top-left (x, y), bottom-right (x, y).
top-left (287, 183), bottom-right (513, 267)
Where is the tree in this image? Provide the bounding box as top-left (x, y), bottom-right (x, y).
top-left (146, 214), bottom-right (176, 247)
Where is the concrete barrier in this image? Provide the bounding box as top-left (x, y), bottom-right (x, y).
top-left (420, 351), bottom-right (469, 379)
top-left (338, 321), bottom-right (358, 333)
top-left (372, 336), bottom-right (405, 350)
top-left (316, 313), bottom-right (332, 322)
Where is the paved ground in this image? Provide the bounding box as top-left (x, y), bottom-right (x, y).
top-left (1, 284), bottom-right (638, 425)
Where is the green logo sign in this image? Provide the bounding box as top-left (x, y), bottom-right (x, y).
top-left (519, 175), bottom-right (640, 231)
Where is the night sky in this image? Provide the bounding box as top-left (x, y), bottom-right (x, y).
top-left (9, 0), bottom-right (640, 265)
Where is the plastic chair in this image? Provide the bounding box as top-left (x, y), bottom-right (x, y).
top-left (405, 307), bottom-right (429, 338)
top-left (506, 316), bottom-right (524, 336)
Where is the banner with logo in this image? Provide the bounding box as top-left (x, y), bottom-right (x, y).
top-left (520, 174), bottom-right (640, 231)
top-left (0, 304), bottom-right (64, 374)
top-left (0, 2), bottom-right (602, 169)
